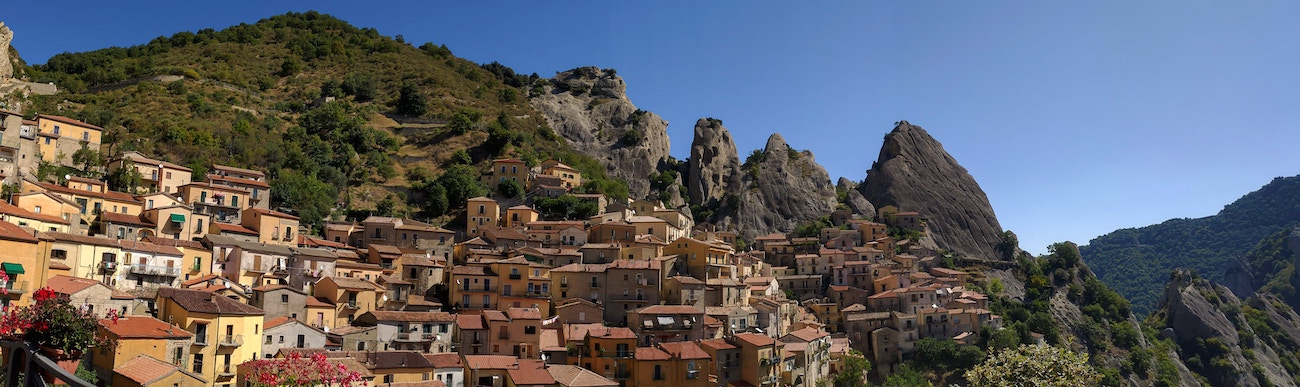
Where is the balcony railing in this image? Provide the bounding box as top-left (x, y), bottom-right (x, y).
top-left (218, 334), bottom-right (242, 347)
top-left (193, 335), bottom-right (209, 346)
top-left (395, 332), bottom-right (435, 342)
top-left (613, 370), bottom-right (631, 379)
top-left (128, 264), bottom-right (181, 277)
top-left (218, 363), bottom-right (236, 377)
top-left (0, 340), bottom-right (95, 386)
top-left (508, 273), bottom-right (522, 280)
top-left (343, 301), bottom-right (359, 310)
top-left (100, 261), bottom-right (117, 271)
top-left (0, 280), bottom-right (27, 294)
top-left (459, 285), bottom-right (497, 293)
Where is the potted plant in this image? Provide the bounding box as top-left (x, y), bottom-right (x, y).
top-left (23, 287), bottom-right (114, 383)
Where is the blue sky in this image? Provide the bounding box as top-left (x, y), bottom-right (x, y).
top-left (8, 1), bottom-right (1300, 254)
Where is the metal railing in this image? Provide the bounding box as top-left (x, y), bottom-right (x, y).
top-left (218, 363), bottom-right (235, 377)
top-left (0, 281), bottom-right (27, 294)
top-left (217, 334), bottom-right (242, 347)
top-left (127, 264), bottom-right (181, 277)
top-left (394, 332), bottom-right (435, 342)
top-left (0, 340), bottom-right (95, 387)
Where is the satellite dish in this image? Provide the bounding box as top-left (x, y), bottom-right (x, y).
top-left (381, 295), bottom-right (388, 301)
top-left (63, 174), bottom-right (71, 181)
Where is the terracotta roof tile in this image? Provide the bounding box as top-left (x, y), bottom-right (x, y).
top-left (46, 275), bottom-right (103, 295)
top-left (211, 222), bottom-right (259, 235)
top-left (698, 338), bottom-right (738, 350)
top-left (99, 316), bottom-right (191, 339)
top-left (547, 364), bottom-right (618, 387)
top-left (733, 333), bottom-right (777, 347)
top-left (507, 360), bottom-right (556, 385)
top-left (99, 211), bottom-right (152, 227)
top-left (635, 347), bottom-right (672, 361)
top-left (246, 207), bottom-right (299, 220)
top-left (507, 307), bottom-right (542, 320)
top-left (634, 305), bottom-right (703, 315)
top-left (456, 314), bottom-right (485, 330)
top-left (362, 311), bottom-right (456, 323)
top-left (0, 219), bottom-right (38, 243)
top-left (419, 353), bottom-right (461, 369)
top-left (157, 287), bottom-right (264, 315)
top-left (114, 355), bottom-right (191, 385)
top-left (463, 355), bottom-right (519, 370)
top-left (657, 341), bottom-right (711, 360)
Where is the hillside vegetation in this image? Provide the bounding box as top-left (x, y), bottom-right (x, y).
top-left (14, 11), bottom-right (628, 229)
top-left (1082, 175), bottom-right (1300, 315)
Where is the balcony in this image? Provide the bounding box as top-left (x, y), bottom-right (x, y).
top-left (100, 261), bottom-right (117, 271)
top-left (343, 301), bottom-right (360, 310)
top-left (193, 335), bottom-right (209, 346)
top-left (498, 332), bottom-right (510, 340)
top-left (459, 285), bottom-right (497, 293)
top-left (307, 269), bottom-right (323, 278)
top-left (128, 264), bottom-right (181, 277)
top-left (0, 280), bottom-right (27, 295)
top-left (395, 332), bottom-right (435, 342)
top-left (508, 273), bottom-right (522, 280)
top-left (615, 350), bottom-right (632, 358)
top-left (613, 370), bottom-right (631, 379)
top-left (190, 261), bottom-right (201, 272)
top-left (217, 334), bottom-right (242, 347)
top-left (687, 370), bottom-right (700, 379)
top-left (218, 363), bottom-right (236, 377)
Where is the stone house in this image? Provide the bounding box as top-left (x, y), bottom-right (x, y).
top-left (260, 316), bottom-right (329, 358)
top-left (353, 310), bottom-right (457, 353)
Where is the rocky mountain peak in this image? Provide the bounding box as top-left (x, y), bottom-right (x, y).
top-left (530, 67), bottom-right (672, 199)
top-left (861, 121), bottom-right (1005, 260)
top-left (0, 22), bottom-right (13, 80)
top-left (688, 118), bottom-right (740, 208)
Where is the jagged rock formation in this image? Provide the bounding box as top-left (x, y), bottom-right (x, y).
top-left (725, 133), bottom-right (838, 240)
top-left (0, 22), bottom-right (12, 80)
top-left (688, 118), bottom-right (741, 208)
top-left (1158, 269), bottom-right (1296, 387)
top-left (530, 67), bottom-right (671, 199)
top-left (837, 177), bottom-right (875, 217)
top-left (861, 121), bottom-right (1004, 260)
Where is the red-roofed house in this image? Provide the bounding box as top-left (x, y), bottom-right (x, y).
top-left (627, 305), bottom-right (707, 346)
top-left (633, 341), bottom-right (711, 387)
top-left (92, 316), bottom-right (193, 383)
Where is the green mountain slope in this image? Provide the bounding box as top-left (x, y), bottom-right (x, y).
top-left (1082, 176), bottom-right (1300, 315)
top-left (13, 11), bottom-right (627, 229)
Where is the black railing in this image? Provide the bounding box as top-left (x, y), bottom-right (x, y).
top-left (0, 341), bottom-right (95, 387)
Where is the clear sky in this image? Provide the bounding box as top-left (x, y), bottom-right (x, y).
top-left (7, 1), bottom-right (1300, 254)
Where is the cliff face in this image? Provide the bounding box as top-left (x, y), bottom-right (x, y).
top-left (1158, 269), bottom-right (1297, 387)
top-left (861, 121), bottom-right (1004, 259)
top-left (530, 67), bottom-right (672, 200)
top-left (688, 118), bottom-right (741, 209)
top-left (684, 120), bottom-right (837, 240)
top-left (726, 133), bottom-right (838, 240)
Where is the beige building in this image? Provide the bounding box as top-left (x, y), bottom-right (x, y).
top-left (35, 114), bottom-right (102, 169)
top-left (240, 207), bottom-right (299, 246)
top-left (467, 197), bottom-right (501, 238)
top-left (208, 164), bottom-right (271, 210)
top-left (106, 151), bottom-right (193, 194)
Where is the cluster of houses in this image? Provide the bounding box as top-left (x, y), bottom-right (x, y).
top-left (0, 108), bottom-right (1001, 387)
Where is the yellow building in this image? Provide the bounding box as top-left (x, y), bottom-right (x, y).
top-left (663, 236), bottom-right (735, 280)
top-left (35, 114), bottom-right (102, 167)
top-left (141, 204), bottom-right (211, 241)
top-left (0, 200), bottom-right (69, 233)
top-left (179, 182), bottom-right (251, 224)
top-left (733, 333), bottom-right (782, 387)
top-left (504, 205), bottom-right (539, 229)
top-left (313, 276), bottom-right (384, 327)
top-left (467, 197), bottom-right (500, 238)
top-left (107, 151), bottom-right (194, 194)
top-left (110, 355), bottom-right (207, 387)
top-left (0, 220), bottom-right (49, 307)
top-left (43, 231), bottom-right (122, 281)
top-left (25, 179), bottom-right (143, 228)
top-left (632, 341), bottom-right (712, 387)
top-left (240, 207), bottom-right (299, 246)
top-left (540, 159), bottom-right (582, 189)
top-left (93, 316), bottom-right (193, 382)
top-left (485, 158), bottom-right (530, 185)
top-left (156, 287), bottom-right (266, 387)
top-left (12, 191), bottom-right (82, 233)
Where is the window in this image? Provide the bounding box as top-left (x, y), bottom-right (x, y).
top-left (53, 125), bottom-right (60, 135)
top-left (524, 326), bottom-right (536, 334)
top-left (231, 196), bottom-right (239, 207)
top-left (82, 132), bottom-right (89, 141)
top-left (32, 206), bottom-right (40, 214)
top-left (192, 354), bottom-right (203, 373)
top-left (281, 294), bottom-right (289, 303)
top-left (384, 375), bottom-right (394, 383)
top-left (266, 335), bottom-right (273, 344)
top-left (654, 365), bottom-right (663, 380)
top-left (166, 172), bottom-right (172, 179)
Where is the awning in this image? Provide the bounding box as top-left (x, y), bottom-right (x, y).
top-left (657, 316), bottom-right (675, 325)
top-left (170, 213), bottom-right (186, 223)
top-left (2, 263), bottom-right (24, 274)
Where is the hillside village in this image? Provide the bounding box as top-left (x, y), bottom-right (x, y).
top-left (0, 107), bottom-right (1005, 387)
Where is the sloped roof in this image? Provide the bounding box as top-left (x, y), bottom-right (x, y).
top-left (423, 353), bottom-right (463, 369)
top-left (114, 355), bottom-right (200, 386)
top-left (733, 333), bottom-right (777, 347)
top-left (46, 275), bottom-right (104, 295)
top-left (0, 201), bottom-right (69, 225)
top-left (100, 211), bottom-right (152, 227)
top-left (99, 316), bottom-right (191, 339)
top-left (463, 355), bottom-right (518, 370)
top-left (657, 341), bottom-right (711, 360)
top-left (157, 287), bottom-right (265, 316)
top-left (548, 364), bottom-right (618, 387)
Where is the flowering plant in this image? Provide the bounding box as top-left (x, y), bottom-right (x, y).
top-left (242, 351), bottom-right (368, 386)
top-left (17, 287), bottom-right (116, 355)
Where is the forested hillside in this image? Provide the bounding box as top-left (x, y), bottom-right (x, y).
top-left (13, 11), bottom-right (627, 230)
top-left (1082, 175), bottom-right (1300, 315)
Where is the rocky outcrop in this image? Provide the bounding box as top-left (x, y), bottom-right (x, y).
top-left (723, 133), bottom-right (838, 240)
top-left (837, 177), bottom-right (875, 217)
top-left (861, 121), bottom-right (1004, 260)
top-left (530, 67), bottom-right (671, 199)
top-left (687, 118), bottom-right (741, 209)
top-left (1159, 269), bottom-right (1295, 387)
top-left (0, 22), bottom-right (12, 80)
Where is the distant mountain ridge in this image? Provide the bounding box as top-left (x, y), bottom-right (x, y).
top-left (1082, 175), bottom-right (1300, 315)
